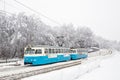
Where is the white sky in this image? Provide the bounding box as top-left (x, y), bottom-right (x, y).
top-left (0, 0), bottom-right (120, 41)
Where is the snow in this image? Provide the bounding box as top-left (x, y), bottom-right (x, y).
top-left (0, 59), bottom-right (23, 68)
top-left (22, 51), bottom-right (120, 80)
top-left (0, 62), bottom-right (17, 67)
top-left (0, 58), bottom-right (84, 77)
top-left (75, 52), bottom-right (120, 80)
top-left (22, 59), bottom-right (101, 80)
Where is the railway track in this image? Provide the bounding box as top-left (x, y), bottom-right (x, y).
top-left (0, 59), bottom-right (82, 80)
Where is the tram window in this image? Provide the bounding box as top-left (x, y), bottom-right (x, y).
top-left (66, 49), bottom-right (68, 53)
top-left (65, 49), bottom-right (67, 53)
top-left (67, 49), bottom-right (70, 53)
top-left (55, 49), bottom-right (57, 53)
top-left (60, 49), bottom-right (62, 53)
top-left (63, 49), bottom-right (65, 53)
top-left (56, 49), bottom-right (59, 53)
top-left (55, 49), bottom-right (56, 53)
top-left (49, 49), bottom-right (51, 54)
top-left (56, 49), bottom-right (58, 53)
top-left (45, 49), bottom-right (49, 53)
top-left (53, 49), bottom-right (54, 53)
top-left (78, 49), bottom-right (80, 53)
top-left (55, 49), bottom-right (58, 53)
top-left (53, 49), bottom-right (55, 53)
top-left (53, 49), bottom-right (56, 54)
top-left (25, 49), bottom-right (35, 54)
top-left (35, 49), bottom-right (42, 54)
top-left (64, 49), bottom-right (66, 53)
top-left (51, 49), bottom-right (54, 53)
top-left (58, 49), bottom-right (60, 53)
top-left (53, 49), bottom-right (56, 53)
top-left (61, 49), bottom-right (63, 53)
top-left (71, 50), bottom-right (76, 53)
top-left (62, 49), bottom-right (64, 53)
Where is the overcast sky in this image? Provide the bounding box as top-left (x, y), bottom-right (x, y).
top-left (0, 0), bottom-right (120, 41)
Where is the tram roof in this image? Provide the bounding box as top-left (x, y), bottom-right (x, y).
top-left (28, 45), bottom-right (69, 49)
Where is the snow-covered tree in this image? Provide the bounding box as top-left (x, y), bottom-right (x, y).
top-left (0, 12), bottom-right (119, 60)
top-left (74, 27), bottom-right (94, 48)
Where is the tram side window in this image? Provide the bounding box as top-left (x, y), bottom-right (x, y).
top-left (78, 49), bottom-right (81, 53)
top-left (56, 49), bottom-right (59, 53)
top-left (60, 49), bottom-right (62, 53)
top-left (60, 49), bottom-right (63, 53)
top-left (49, 49), bottom-right (51, 54)
top-left (62, 49), bottom-right (64, 53)
top-left (73, 50), bottom-right (76, 53)
top-left (35, 49), bottom-right (42, 54)
top-left (68, 49), bottom-right (70, 53)
top-left (53, 49), bottom-right (55, 53)
top-left (66, 49), bottom-right (68, 53)
top-left (55, 49), bottom-right (56, 53)
top-left (55, 49), bottom-right (57, 53)
top-left (58, 49), bottom-right (60, 53)
top-left (63, 49), bottom-right (65, 53)
top-left (56, 49), bottom-right (58, 53)
top-left (64, 49), bottom-right (66, 53)
top-left (52, 49), bottom-right (56, 54)
top-left (70, 50), bottom-right (74, 53)
top-left (45, 49), bottom-right (49, 54)
top-left (51, 49), bottom-right (53, 54)
top-left (65, 49), bottom-right (67, 53)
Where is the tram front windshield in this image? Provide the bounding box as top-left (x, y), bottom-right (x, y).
top-left (25, 48), bottom-right (35, 54)
top-left (70, 50), bottom-right (76, 53)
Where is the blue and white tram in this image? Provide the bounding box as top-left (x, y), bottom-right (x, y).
top-left (24, 45), bottom-right (71, 65)
top-left (70, 48), bottom-right (88, 60)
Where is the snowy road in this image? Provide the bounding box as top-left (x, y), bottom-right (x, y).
top-left (22, 52), bottom-right (120, 80)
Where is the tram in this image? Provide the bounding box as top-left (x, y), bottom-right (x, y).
top-left (70, 48), bottom-right (88, 60)
top-left (24, 45), bottom-right (88, 66)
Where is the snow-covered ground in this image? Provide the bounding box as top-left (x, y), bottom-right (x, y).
top-left (76, 52), bottom-right (120, 80)
top-left (0, 58), bottom-right (23, 67)
top-left (22, 51), bottom-right (120, 80)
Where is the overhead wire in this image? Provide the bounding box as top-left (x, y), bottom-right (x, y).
top-left (0, 0), bottom-right (14, 15)
top-left (0, 0), bottom-right (23, 11)
top-left (14, 0), bottom-right (61, 26)
top-left (0, 10), bottom-right (14, 15)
